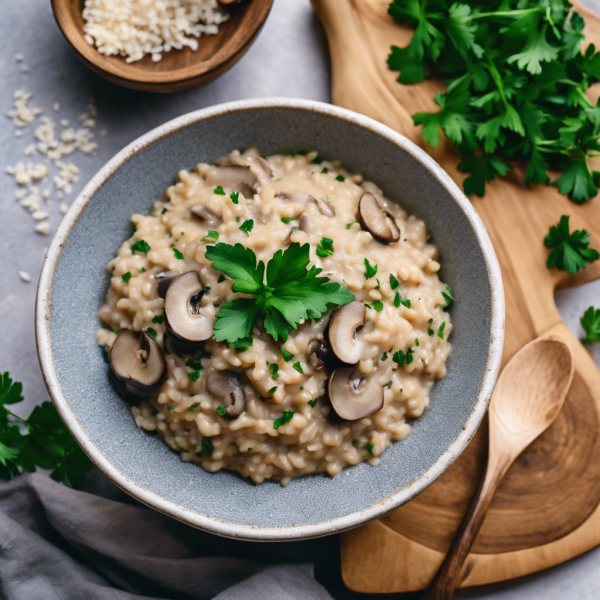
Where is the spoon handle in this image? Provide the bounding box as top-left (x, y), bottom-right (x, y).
top-left (422, 453), bottom-right (513, 600)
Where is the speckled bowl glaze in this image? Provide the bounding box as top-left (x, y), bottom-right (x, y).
top-left (36, 98), bottom-right (504, 541)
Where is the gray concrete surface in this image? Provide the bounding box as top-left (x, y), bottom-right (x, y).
top-left (0, 1), bottom-right (599, 598)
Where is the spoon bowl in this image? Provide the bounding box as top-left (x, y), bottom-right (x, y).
top-left (51, 0), bottom-right (274, 93)
top-left (424, 336), bottom-right (574, 600)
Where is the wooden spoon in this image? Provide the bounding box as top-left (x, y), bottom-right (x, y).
top-left (51, 0), bottom-right (273, 93)
top-left (423, 336), bottom-right (574, 600)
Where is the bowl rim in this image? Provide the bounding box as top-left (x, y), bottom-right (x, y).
top-left (50, 0), bottom-right (274, 85)
top-left (35, 97), bottom-right (505, 541)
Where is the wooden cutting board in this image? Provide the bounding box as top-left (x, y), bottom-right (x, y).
top-left (311, 0), bottom-right (600, 593)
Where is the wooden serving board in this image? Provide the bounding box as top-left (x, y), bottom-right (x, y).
top-left (311, 0), bottom-right (600, 593)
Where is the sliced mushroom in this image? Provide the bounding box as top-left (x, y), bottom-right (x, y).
top-left (164, 271), bottom-right (213, 344)
top-left (306, 339), bottom-right (331, 371)
top-left (206, 368), bottom-right (246, 418)
top-left (275, 191), bottom-right (334, 218)
top-left (298, 214), bottom-right (312, 233)
top-left (155, 270), bottom-right (178, 299)
top-left (328, 301), bottom-right (367, 364)
top-left (358, 192), bottom-right (400, 244)
top-left (205, 164), bottom-right (258, 191)
top-left (328, 367), bottom-right (384, 421)
top-left (190, 205), bottom-right (222, 228)
top-left (109, 329), bottom-right (166, 396)
top-left (236, 183), bottom-right (254, 199)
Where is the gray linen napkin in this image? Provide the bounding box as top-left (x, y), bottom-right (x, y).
top-left (0, 473), bottom-right (335, 600)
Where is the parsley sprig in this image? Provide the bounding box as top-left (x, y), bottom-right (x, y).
top-left (545, 215), bottom-right (599, 274)
top-left (205, 243), bottom-right (355, 343)
top-left (0, 373), bottom-right (94, 486)
top-left (581, 306), bottom-right (600, 344)
top-left (388, 0), bottom-right (600, 201)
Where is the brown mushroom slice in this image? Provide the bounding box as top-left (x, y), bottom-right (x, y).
top-left (155, 270), bottom-right (178, 299)
top-left (109, 329), bottom-right (166, 396)
top-left (275, 191), bottom-right (334, 218)
top-left (298, 214), bottom-right (312, 233)
top-left (236, 182), bottom-right (254, 199)
top-left (205, 164), bottom-right (258, 191)
top-left (328, 367), bottom-right (383, 421)
top-left (328, 301), bottom-right (367, 364)
top-left (306, 339), bottom-right (330, 371)
top-left (164, 271), bottom-right (213, 343)
top-left (206, 368), bottom-right (246, 418)
top-left (190, 205), bottom-right (222, 228)
top-left (358, 192), bottom-right (400, 244)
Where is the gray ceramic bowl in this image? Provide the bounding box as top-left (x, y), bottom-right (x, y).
top-left (36, 98), bottom-right (504, 541)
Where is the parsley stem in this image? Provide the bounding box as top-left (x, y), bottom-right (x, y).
top-left (472, 7), bottom-right (544, 18)
top-left (3, 407), bottom-right (29, 427)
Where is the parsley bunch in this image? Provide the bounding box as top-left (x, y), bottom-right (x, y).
top-left (544, 215), bottom-right (599, 273)
top-left (0, 373), bottom-right (94, 486)
top-left (205, 243), bottom-right (355, 344)
top-left (388, 0), bottom-right (600, 201)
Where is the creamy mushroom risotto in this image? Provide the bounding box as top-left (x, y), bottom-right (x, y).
top-left (97, 148), bottom-right (453, 485)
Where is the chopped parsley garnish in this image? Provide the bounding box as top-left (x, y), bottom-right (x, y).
top-left (545, 216), bottom-right (599, 274)
top-left (173, 248), bottom-right (184, 260)
top-left (393, 349), bottom-right (405, 366)
top-left (141, 268), bottom-right (146, 273)
top-left (406, 348), bottom-right (414, 364)
top-left (110, 324), bottom-right (119, 333)
top-left (321, 167), bottom-right (329, 174)
top-left (239, 219), bottom-right (254, 236)
top-left (289, 150), bottom-right (309, 157)
top-left (388, 0), bottom-right (600, 202)
top-left (269, 363), bottom-right (280, 380)
top-left (166, 406), bottom-right (172, 412)
top-left (364, 258), bottom-right (378, 279)
top-left (188, 404), bottom-right (199, 412)
top-left (428, 326), bottom-right (434, 336)
top-left (381, 352), bottom-right (388, 361)
top-left (202, 230), bottom-right (219, 242)
top-left (389, 274), bottom-right (399, 289)
top-left (281, 217), bottom-right (297, 224)
top-left (268, 387), bottom-right (278, 396)
top-left (230, 337), bottom-right (253, 351)
top-left (214, 186), bottom-right (225, 196)
top-left (196, 437), bottom-right (214, 456)
top-left (311, 155), bottom-right (324, 164)
top-left (316, 237), bottom-right (334, 258)
top-left (386, 381), bottom-right (393, 389)
top-left (150, 407), bottom-right (159, 416)
top-left (364, 303), bottom-right (372, 309)
top-left (308, 398), bottom-right (318, 407)
top-left (152, 314), bottom-right (164, 324)
top-left (273, 411), bottom-right (294, 430)
top-left (366, 443), bottom-right (374, 455)
top-left (0, 372), bottom-right (94, 486)
top-left (205, 242), bottom-right (354, 344)
top-left (280, 347), bottom-right (294, 362)
top-left (204, 285), bottom-right (211, 293)
top-left (440, 284), bottom-right (453, 309)
top-left (189, 370), bottom-right (201, 382)
top-left (373, 300), bottom-right (384, 312)
top-left (216, 405), bottom-right (226, 416)
top-left (230, 191), bottom-right (239, 204)
top-left (581, 306), bottom-right (600, 344)
top-left (352, 439), bottom-right (360, 447)
top-left (346, 221), bottom-right (358, 229)
top-left (130, 239), bottom-right (150, 254)
top-left (394, 292), bottom-right (411, 308)
top-left (217, 274), bottom-right (225, 283)
top-left (292, 362), bottom-right (304, 374)
top-left (122, 272), bottom-right (132, 283)
top-left (335, 175), bottom-right (345, 182)
top-left (415, 338), bottom-right (419, 346)
top-left (167, 232), bottom-right (172, 237)
top-left (422, 360), bottom-right (427, 366)
top-left (438, 321), bottom-right (446, 339)
top-left (161, 208), bottom-right (168, 214)
top-left (145, 328), bottom-right (157, 339)
top-left (186, 357), bottom-right (203, 370)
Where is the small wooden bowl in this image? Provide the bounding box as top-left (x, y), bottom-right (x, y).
top-left (51, 0), bottom-right (274, 93)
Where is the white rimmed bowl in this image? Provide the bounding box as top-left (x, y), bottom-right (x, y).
top-left (36, 98), bottom-right (504, 541)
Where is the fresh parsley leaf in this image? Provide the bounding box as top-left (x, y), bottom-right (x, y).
top-left (581, 306), bottom-right (600, 344)
top-left (316, 237), bottom-right (334, 258)
top-left (322, 167), bottom-right (329, 174)
top-left (269, 363), bottom-right (280, 380)
top-left (346, 221), bottom-right (358, 229)
top-left (438, 321), bottom-right (446, 339)
top-left (281, 217), bottom-right (297, 224)
top-left (122, 272), bottom-right (132, 283)
top-left (214, 186), bottom-right (225, 196)
top-left (335, 175), bottom-right (345, 182)
top-left (216, 405), bottom-right (226, 416)
top-left (366, 443), bottom-right (374, 455)
top-left (130, 240), bottom-right (150, 254)
top-left (394, 291), bottom-right (411, 308)
top-left (442, 284), bottom-right (454, 309)
top-left (389, 273), bottom-right (399, 289)
top-left (205, 243), bottom-right (265, 294)
top-left (311, 155), bottom-right (324, 164)
top-left (268, 387), bottom-right (278, 396)
top-left (202, 230), bottom-right (219, 242)
top-left (273, 411), bottom-right (294, 430)
top-left (230, 191), bottom-right (239, 204)
top-left (307, 398), bottom-right (317, 407)
top-left (381, 352), bottom-right (388, 361)
top-left (230, 337), bottom-right (253, 351)
top-left (239, 219), bottom-right (254, 236)
top-left (545, 215), bottom-right (599, 274)
top-left (152, 314), bottom-right (164, 324)
top-left (392, 349), bottom-right (405, 366)
top-left (292, 362), bottom-right (304, 374)
top-left (373, 300), bottom-right (384, 311)
top-left (196, 437), bottom-right (214, 456)
top-left (364, 259), bottom-right (378, 279)
top-left (186, 357), bottom-right (203, 370)
top-left (161, 208), bottom-right (168, 214)
top-left (146, 328), bottom-right (157, 339)
top-left (173, 248), bottom-right (184, 260)
top-left (281, 347), bottom-right (294, 362)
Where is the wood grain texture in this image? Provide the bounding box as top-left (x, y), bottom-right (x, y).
top-left (51, 0), bottom-right (273, 92)
top-left (309, 0), bottom-right (600, 592)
